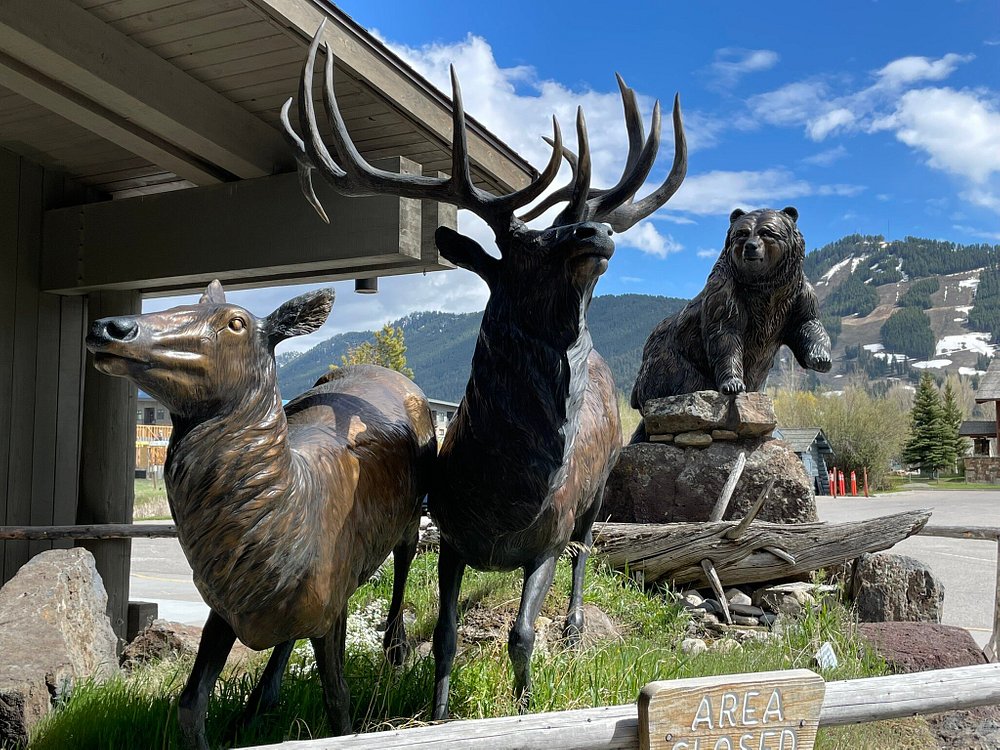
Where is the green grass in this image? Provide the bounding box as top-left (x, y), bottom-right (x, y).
top-left (134, 479), bottom-right (171, 521)
top-left (27, 554), bottom-right (935, 749)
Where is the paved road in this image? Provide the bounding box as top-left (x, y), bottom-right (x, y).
top-left (130, 489), bottom-right (1000, 645)
top-left (817, 489), bottom-right (1000, 647)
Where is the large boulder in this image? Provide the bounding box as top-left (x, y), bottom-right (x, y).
top-left (643, 391), bottom-right (777, 438)
top-left (602, 438), bottom-right (817, 524)
top-left (0, 548), bottom-right (119, 745)
top-left (849, 552), bottom-right (944, 623)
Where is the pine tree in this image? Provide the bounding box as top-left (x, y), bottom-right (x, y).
top-left (335, 323), bottom-right (414, 379)
top-left (903, 372), bottom-right (955, 476)
top-left (942, 378), bottom-right (970, 473)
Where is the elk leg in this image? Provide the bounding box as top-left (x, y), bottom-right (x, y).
top-left (383, 518), bottom-right (420, 666)
top-left (510, 555), bottom-right (557, 712)
top-left (227, 639), bottom-right (295, 737)
top-left (178, 610), bottom-right (237, 750)
top-left (564, 495), bottom-right (603, 646)
top-left (432, 540), bottom-right (466, 720)
top-left (312, 614), bottom-right (351, 736)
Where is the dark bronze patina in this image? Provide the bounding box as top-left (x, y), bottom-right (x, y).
top-left (630, 207), bottom-right (832, 441)
top-left (281, 24), bottom-right (687, 717)
top-left (86, 281), bottom-right (436, 749)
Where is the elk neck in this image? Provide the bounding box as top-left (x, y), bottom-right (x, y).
top-left (163, 363), bottom-right (322, 608)
top-left (463, 292), bottom-right (594, 474)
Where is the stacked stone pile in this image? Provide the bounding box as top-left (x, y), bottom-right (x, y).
top-left (605, 390), bottom-right (818, 524)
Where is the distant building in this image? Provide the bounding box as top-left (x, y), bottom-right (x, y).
top-left (970, 361), bottom-right (1000, 482)
top-left (428, 398), bottom-right (460, 443)
top-left (960, 420), bottom-right (996, 457)
top-left (774, 427), bottom-right (835, 495)
top-left (137, 391), bottom-right (170, 426)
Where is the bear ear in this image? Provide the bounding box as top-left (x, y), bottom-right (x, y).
top-left (729, 208), bottom-right (746, 224)
top-left (781, 206), bottom-right (799, 223)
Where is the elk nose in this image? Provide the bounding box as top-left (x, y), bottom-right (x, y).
top-left (573, 222), bottom-right (613, 239)
top-left (91, 317), bottom-right (139, 343)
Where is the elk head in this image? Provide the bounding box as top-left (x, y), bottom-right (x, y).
top-left (280, 23), bottom-right (687, 338)
top-left (86, 280), bottom-right (333, 418)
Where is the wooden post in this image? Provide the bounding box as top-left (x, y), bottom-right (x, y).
top-left (988, 537), bottom-right (1000, 662)
top-left (78, 289), bottom-right (140, 644)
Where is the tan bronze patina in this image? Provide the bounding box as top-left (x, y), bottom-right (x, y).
top-left (281, 23), bottom-right (687, 717)
top-left (86, 281), bottom-right (436, 749)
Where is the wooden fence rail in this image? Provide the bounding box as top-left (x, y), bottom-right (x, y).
top-left (235, 664), bottom-right (1000, 750)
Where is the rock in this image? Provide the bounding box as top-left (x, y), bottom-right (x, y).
top-left (812, 641), bottom-right (838, 670)
top-left (699, 599), bottom-right (722, 615)
top-left (649, 434), bottom-right (673, 443)
top-left (850, 553), bottom-right (944, 622)
top-left (732, 392), bottom-right (777, 437)
top-left (729, 603), bottom-right (764, 618)
top-left (711, 429), bottom-right (739, 441)
top-left (682, 591), bottom-right (704, 608)
top-left (732, 615), bottom-right (759, 626)
top-left (0, 549), bottom-right (119, 745)
top-left (575, 604), bottom-right (622, 646)
top-left (725, 588), bottom-right (751, 607)
top-left (752, 582), bottom-right (826, 617)
top-left (858, 622), bottom-right (987, 673)
top-left (643, 391), bottom-right (730, 435)
top-left (681, 638), bottom-right (708, 656)
top-left (674, 431), bottom-right (712, 447)
top-left (603, 439), bottom-right (817, 524)
top-left (758, 612), bottom-right (778, 628)
top-left (712, 637), bottom-right (742, 653)
top-left (857, 623), bottom-right (1000, 750)
top-left (701, 613), bottom-right (720, 626)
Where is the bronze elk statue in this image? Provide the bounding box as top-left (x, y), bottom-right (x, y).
top-left (86, 281), bottom-right (436, 749)
top-left (281, 23), bottom-right (686, 716)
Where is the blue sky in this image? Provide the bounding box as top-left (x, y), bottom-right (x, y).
top-left (149, 0), bottom-right (1000, 353)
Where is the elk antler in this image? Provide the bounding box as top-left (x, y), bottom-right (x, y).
top-left (520, 78), bottom-right (687, 233)
top-left (280, 20), bottom-right (564, 239)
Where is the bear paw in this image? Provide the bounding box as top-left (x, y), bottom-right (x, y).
top-left (719, 376), bottom-right (746, 395)
top-left (805, 347), bottom-right (833, 373)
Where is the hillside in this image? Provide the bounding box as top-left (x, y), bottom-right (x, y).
top-left (802, 234), bottom-right (1000, 387)
top-left (277, 294), bottom-right (688, 402)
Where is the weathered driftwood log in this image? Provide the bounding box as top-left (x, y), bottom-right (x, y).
top-left (592, 509), bottom-right (930, 587)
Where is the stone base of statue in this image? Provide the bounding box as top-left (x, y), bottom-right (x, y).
top-left (604, 391), bottom-right (817, 524)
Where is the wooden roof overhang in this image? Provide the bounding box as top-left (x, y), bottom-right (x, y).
top-left (0, 0), bottom-right (535, 295)
top-left (976, 360), bottom-right (1000, 403)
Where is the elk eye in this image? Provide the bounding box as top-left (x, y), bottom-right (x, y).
top-left (228, 318), bottom-right (245, 332)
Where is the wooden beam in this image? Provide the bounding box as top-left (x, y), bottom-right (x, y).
top-left (0, 0), bottom-right (291, 182)
top-left (244, 0), bottom-right (535, 193)
top-left (42, 158), bottom-right (452, 295)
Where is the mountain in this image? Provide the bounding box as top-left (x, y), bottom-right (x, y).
top-left (277, 294), bottom-right (688, 402)
top-left (801, 234), bottom-right (1000, 387)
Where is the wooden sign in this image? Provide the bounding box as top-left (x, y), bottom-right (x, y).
top-left (639, 669), bottom-right (825, 750)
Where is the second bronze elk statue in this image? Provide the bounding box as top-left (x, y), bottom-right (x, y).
top-left (283, 25), bottom-right (687, 716)
top-left (86, 282), bottom-right (436, 749)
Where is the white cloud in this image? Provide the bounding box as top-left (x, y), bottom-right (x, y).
top-left (708, 48), bottom-right (779, 87)
top-left (618, 221), bottom-right (682, 257)
top-left (662, 168), bottom-right (864, 215)
top-left (747, 53), bottom-right (974, 142)
top-left (801, 145), bottom-right (848, 166)
top-left (874, 54), bottom-right (974, 89)
top-left (697, 248), bottom-right (719, 259)
top-left (620, 275), bottom-right (643, 283)
top-left (807, 108), bottom-right (856, 140)
top-left (953, 224), bottom-right (1000, 241)
top-left (876, 87), bottom-right (1000, 184)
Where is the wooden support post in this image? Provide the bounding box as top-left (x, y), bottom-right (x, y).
top-left (988, 537), bottom-right (1000, 662)
top-left (700, 558), bottom-right (732, 625)
top-left (725, 478), bottom-right (774, 540)
top-left (78, 289), bottom-right (140, 645)
top-left (709, 452), bottom-right (746, 522)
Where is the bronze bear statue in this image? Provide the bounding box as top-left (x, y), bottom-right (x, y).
top-left (630, 206), bottom-right (831, 441)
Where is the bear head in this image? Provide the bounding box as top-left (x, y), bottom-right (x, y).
top-left (724, 206), bottom-right (804, 282)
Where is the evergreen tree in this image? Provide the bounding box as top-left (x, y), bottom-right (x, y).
top-left (337, 323), bottom-right (414, 379)
top-left (902, 372), bottom-right (956, 476)
top-left (942, 378), bottom-right (970, 472)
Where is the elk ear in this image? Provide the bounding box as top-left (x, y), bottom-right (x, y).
top-left (781, 206), bottom-right (799, 223)
top-left (729, 208), bottom-right (746, 224)
top-left (435, 227), bottom-right (499, 286)
top-left (262, 289), bottom-right (334, 348)
top-left (199, 279), bottom-right (226, 304)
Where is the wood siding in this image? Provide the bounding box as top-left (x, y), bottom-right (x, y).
top-left (0, 150), bottom-right (87, 583)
